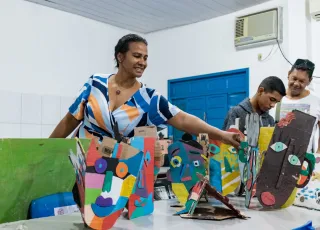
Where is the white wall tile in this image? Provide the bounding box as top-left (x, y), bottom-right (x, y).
top-left (41, 95), bottom-right (60, 125)
top-left (21, 124), bottom-right (41, 138)
top-left (0, 91), bottom-right (21, 124)
top-left (21, 93), bottom-right (42, 124)
top-left (0, 124), bottom-right (21, 138)
top-left (41, 125), bottom-right (56, 138)
top-left (60, 96), bottom-right (75, 119)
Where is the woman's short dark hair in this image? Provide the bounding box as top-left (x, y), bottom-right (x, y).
top-left (259, 76), bottom-right (286, 96)
top-left (114, 34), bottom-right (148, 68)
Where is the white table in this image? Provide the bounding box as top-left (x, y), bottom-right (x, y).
top-left (0, 197), bottom-right (319, 230)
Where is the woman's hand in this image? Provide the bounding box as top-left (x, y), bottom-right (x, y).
top-left (168, 111), bottom-right (241, 148)
top-left (220, 131), bottom-right (241, 149)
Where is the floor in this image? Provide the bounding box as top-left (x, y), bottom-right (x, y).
top-left (0, 196), bottom-right (319, 230)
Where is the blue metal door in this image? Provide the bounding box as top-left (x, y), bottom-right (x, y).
top-left (168, 68), bottom-right (249, 141)
top-left (171, 99), bottom-right (187, 141)
top-left (206, 94), bottom-right (228, 129)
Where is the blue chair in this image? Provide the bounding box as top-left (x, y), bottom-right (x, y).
top-left (29, 192), bottom-right (78, 219)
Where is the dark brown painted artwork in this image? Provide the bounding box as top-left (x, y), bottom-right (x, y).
top-left (256, 110), bottom-right (316, 209)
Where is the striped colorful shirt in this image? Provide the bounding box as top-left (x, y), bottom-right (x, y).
top-left (69, 73), bottom-right (180, 140)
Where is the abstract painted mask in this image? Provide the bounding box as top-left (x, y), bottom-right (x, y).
top-left (167, 140), bottom-right (206, 204)
top-left (256, 110), bottom-right (316, 209)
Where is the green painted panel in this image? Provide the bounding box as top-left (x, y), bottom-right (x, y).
top-left (0, 138), bottom-right (90, 224)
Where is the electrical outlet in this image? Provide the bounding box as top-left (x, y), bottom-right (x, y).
top-left (258, 53), bottom-right (262, 60)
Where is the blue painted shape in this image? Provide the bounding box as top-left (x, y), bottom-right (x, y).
top-left (91, 204), bottom-right (114, 217)
top-left (209, 158), bottom-right (222, 192)
top-left (143, 193), bottom-right (154, 215)
top-left (111, 143), bottom-right (119, 158)
top-left (154, 166), bottom-right (160, 175)
top-left (130, 137), bottom-right (145, 151)
top-left (113, 196), bottom-right (129, 212)
top-left (130, 193), bottom-right (154, 219)
top-left (119, 151), bottom-right (144, 176)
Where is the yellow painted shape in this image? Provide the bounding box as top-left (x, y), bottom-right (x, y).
top-left (221, 169), bottom-right (240, 196)
top-left (172, 183), bottom-right (189, 205)
top-left (120, 175), bottom-right (136, 197)
top-left (258, 127), bottom-right (274, 167)
top-left (281, 187), bottom-right (298, 208)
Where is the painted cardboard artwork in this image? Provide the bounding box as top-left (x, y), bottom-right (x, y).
top-left (208, 128), bottom-right (245, 196)
top-left (256, 110), bottom-right (316, 209)
top-left (128, 136), bottom-right (155, 219)
top-left (166, 139), bottom-right (207, 205)
top-left (69, 138), bottom-right (145, 229)
top-left (239, 113), bottom-right (261, 208)
top-left (178, 173), bottom-right (248, 221)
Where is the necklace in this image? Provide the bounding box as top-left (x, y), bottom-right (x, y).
top-left (115, 80), bottom-right (137, 95)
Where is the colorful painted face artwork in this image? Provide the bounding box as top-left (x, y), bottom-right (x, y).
top-left (238, 113), bottom-right (260, 208)
top-left (127, 137), bottom-right (155, 219)
top-left (178, 173), bottom-right (248, 221)
top-left (294, 153), bottom-right (320, 210)
top-left (256, 110), bottom-right (316, 209)
top-left (208, 128), bottom-right (245, 196)
top-left (69, 138), bottom-right (144, 229)
top-left (166, 139), bottom-right (207, 205)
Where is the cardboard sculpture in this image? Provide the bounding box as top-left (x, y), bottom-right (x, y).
top-left (166, 139), bottom-right (207, 205)
top-left (238, 113), bottom-right (261, 208)
top-left (208, 128), bottom-right (245, 196)
top-left (69, 138), bottom-right (145, 229)
top-left (128, 136), bottom-right (155, 219)
top-left (256, 110), bottom-right (316, 209)
top-left (177, 173), bottom-right (248, 221)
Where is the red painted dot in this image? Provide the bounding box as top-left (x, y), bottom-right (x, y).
top-left (261, 192), bottom-right (276, 206)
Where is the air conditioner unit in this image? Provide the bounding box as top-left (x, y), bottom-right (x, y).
top-left (234, 7), bottom-right (283, 48)
top-left (309, 0), bottom-right (320, 21)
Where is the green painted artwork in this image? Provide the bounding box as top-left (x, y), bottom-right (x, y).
top-left (0, 138), bottom-right (90, 224)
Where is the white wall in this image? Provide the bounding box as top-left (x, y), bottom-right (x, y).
top-left (0, 92), bottom-right (74, 138)
top-left (144, 0), bottom-right (291, 98)
top-left (311, 21), bottom-right (320, 77)
top-left (0, 0), bottom-right (134, 97)
top-left (0, 0), bottom-right (135, 138)
top-left (309, 20), bottom-right (320, 94)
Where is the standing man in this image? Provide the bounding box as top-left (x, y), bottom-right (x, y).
top-left (223, 76), bottom-right (286, 133)
top-left (276, 59), bottom-right (319, 153)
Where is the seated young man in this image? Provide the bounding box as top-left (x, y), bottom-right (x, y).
top-left (222, 76), bottom-right (286, 133)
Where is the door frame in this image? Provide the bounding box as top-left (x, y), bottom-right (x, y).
top-left (167, 68), bottom-right (249, 138)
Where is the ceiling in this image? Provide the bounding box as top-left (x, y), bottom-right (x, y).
top-left (25, 0), bottom-right (270, 33)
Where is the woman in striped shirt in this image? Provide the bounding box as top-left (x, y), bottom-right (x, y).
top-left (50, 34), bottom-right (240, 148)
